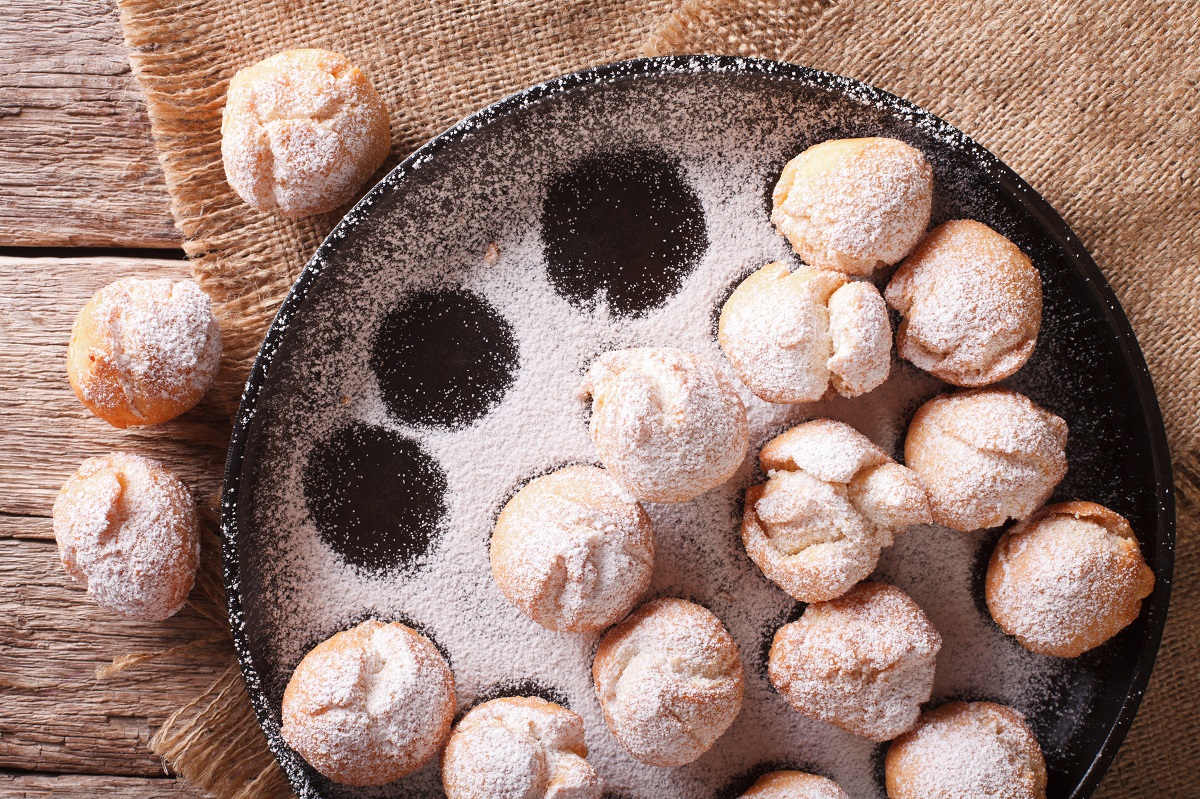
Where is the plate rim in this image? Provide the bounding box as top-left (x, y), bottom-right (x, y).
top-left (219, 54), bottom-right (1176, 799)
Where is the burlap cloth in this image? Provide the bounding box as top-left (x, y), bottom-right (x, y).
top-left (113, 1), bottom-right (1199, 796)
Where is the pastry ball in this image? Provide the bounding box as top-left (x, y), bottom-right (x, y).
top-left (578, 348), bottom-right (749, 503)
top-left (281, 619), bottom-right (455, 786)
top-left (719, 261), bottom-right (891, 403)
top-left (442, 696), bottom-right (602, 799)
top-left (67, 278), bottom-right (222, 428)
top-left (771, 137), bottom-right (933, 276)
top-left (52, 453), bottom-right (200, 621)
top-left (886, 702), bottom-right (1047, 799)
top-left (986, 501), bottom-right (1155, 657)
top-left (491, 465), bottom-right (655, 632)
top-left (886, 220), bottom-right (1042, 386)
top-left (743, 419), bottom-right (931, 603)
top-left (739, 770), bottom-right (850, 799)
top-left (222, 48), bottom-right (391, 218)
top-left (905, 389), bottom-right (1068, 532)
top-left (592, 598), bottom-right (744, 766)
top-left (769, 582), bottom-right (941, 742)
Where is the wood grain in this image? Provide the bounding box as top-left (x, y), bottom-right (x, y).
top-left (0, 0), bottom-right (179, 248)
top-left (0, 773), bottom-right (211, 798)
top-left (0, 256), bottom-right (230, 519)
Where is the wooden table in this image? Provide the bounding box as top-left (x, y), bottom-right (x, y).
top-left (1, 2), bottom-right (226, 795)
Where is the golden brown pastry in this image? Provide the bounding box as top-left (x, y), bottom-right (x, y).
top-left (53, 452), bottom-right (199, 621)
top-left (592, 598), bottom-right (744, 766)
top-left (986, 501), bottom-right (1155, 657)
top-left (768, 582), bottom-right (941, 742)
top-left (719, 262), bottom-right (891, 403)
top-left (904, 389), bottom-right (1068, 532)
top-left (742, 419), bottom-right (930, 603)
top-left (491, 465), bottom-right (654, 632)
top-left (738, 770), bottom-right (851, 799)
top-left (442, 696), bottom-right (602, 799)
top-left (886, 220), bottom-right (1042, 386)
top-left (885, 702), bottom-right (1047, 799)
top-left (578, 348), bottom-right (749, 503)
top-left (67, 278), bottom-right (222, 428)
top-left (281, 619), bottom-right (456, 786)
top-left (222, 48), bottom-right (391, 218)
top-left (771, 137), bottom-right (933, 276)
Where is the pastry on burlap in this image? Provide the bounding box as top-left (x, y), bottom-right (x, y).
top-left (114, 1), bottom-right (1200, 797)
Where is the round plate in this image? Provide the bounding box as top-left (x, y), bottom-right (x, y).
top-left (222, 56), bottom-right (1174, 799)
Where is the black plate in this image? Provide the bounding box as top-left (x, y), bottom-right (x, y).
top-left (222, 57), bottom-right (1174, 799)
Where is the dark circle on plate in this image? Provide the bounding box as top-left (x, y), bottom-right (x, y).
top-left (468, 679), bottom-right (572, 714)
top-left (541, 148), bottom-right (709, 318)
top-left (370, 288), bottom-right (518, 429)
top-left (716, 761), bottom-right (826, 799)
top-left (303, 421), bottom-right (447, 571)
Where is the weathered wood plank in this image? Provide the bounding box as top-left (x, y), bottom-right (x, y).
top-left (0, 537), bottom-right (228, 776)
top-left (0, 256), bottom-right (230, 519)
top-left (0, 0), bottom-right (179, 248)
top-left (0, 773), bottom-right (211, 798)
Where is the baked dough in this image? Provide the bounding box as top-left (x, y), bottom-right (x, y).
top-left (222, 48), bottom-right (391, 218)
top-left (771, 137), bottom-right (933, 276)
top-left (53, 452), bottom-right (199, 621)
top-left (886, 219), bottom-right (1042, 386)
top-left (491, 465), bottom-right (654, 632)
top-left (986, 501), bottom-right (1155, 657)
top-left (719, 262), bottom-right (891, 403)
top-left (768, 582), bottom-right (941, 742)
top-left (738, 770), bottom-right (850, 799)
top-left (281, 619), bottom-right (456, 786)
top-left (578, 348), bottom-right (749, 503)
top-left (885, 701), bottom-right (1047, 799)
top-left (905, 389), bottom-right (1068, 532)
top-left (742, 419), bottom-right (930, 602)
top-left (592, 598), bottom-right (744, 766)
top-left (442, 696), bottom-right (602, 799)
top-left (67, 278), bottom-right (221, 428)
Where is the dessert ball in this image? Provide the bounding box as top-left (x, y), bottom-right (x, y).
top-left (771, 137), bottom-right (933, 276)
top-left (719, 261), bottom-right (891, 403)
top-left (442, 696), bottom-right (602, 799)
top-left (53, 452), bottom-right (200, 621)
top-left (67, 278), bottom-right (222, 428)
top-left (592, 598), bottom-right (744, 766)
top-left (886, 702), bottom-right (1047, 799)
top-left (743, 419), bottom-right (931, 603)
top-left (222, 48), bottom-right (391, 218)
top-left (281, 619), bottom-right (455, 786)
top-left (739, 770), bottom-right (850, 799)
top-left (886, 219), bottom-right (1042, 386)
top-left (578, 348), bottom-right (749, 503)
top-left (905, 389), bottom-right (1067, 532)
top-left (491, 465), bottom-right (655, 632)
top-left (986, 501), bottom-right (1155, 657)
top-left (769, 582), bottom-right (941, 741)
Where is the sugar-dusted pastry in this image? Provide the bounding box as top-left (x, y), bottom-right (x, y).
top-left (986, 501), bottom-right (1155, 657)
top-left (771, 137), bottom-right (933, 276)
top-left (222, 48), bottom-right (391, 218)
top-left (281, 619), bottom-right (455, 786)
top-left (67, 278), bottom-right (222, 428)
top-left (719, 262), bottom-right (891, 403)
top-left (53, 452), bottom-right (199, 621)
top-left (768, 582), bottom-right (941, 742)
top-left (491, 465), bottom-right (654, 632)
top-left (886, 702), bottom-right (1047, 799)
top-left (442, 696), bottom-right (602, 799)
top-left (592, 598), bottom-right (744, 766)
top-left (739, 770), bottom-right (850, 799)
top-left (886, 219), bottom-right (1042, 386)
top-left (742, 419), bottom-right (930, 603)
top-left (905, 388), bottom-right (1068, 532)
top-left (578, 348), bottom-right (748, 503)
